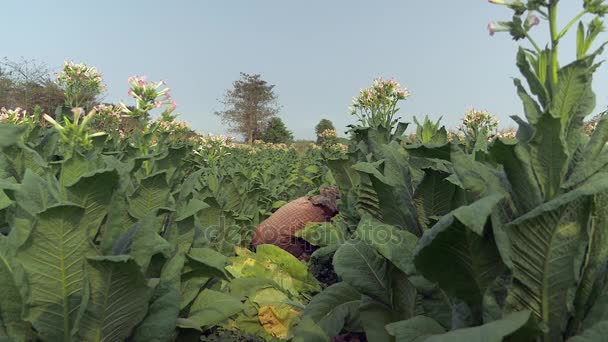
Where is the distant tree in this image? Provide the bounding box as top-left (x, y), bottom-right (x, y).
top-left (315, 118), bottom-right (336, 144)
top-left (261, 117), bottom-right (293, 144)
top-left (0, 58), bottom-right (65, 114)
top-left (215, 73), bottom-right (280, 143)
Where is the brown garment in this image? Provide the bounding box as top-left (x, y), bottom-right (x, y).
top-left (251, 195), bottom-right (336, 258)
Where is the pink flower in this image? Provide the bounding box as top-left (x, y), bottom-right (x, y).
top-left (526, 13), bottom-right (540, 27)
top-left (487, 21), bottom-right (509, 36)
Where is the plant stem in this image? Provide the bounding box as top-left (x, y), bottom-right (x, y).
top-left (549, 2), bottom-right (559, 85)
top-left (557, 10), bottom-right (587, 40)
top-left (525, 33), bottom-right (543, 54)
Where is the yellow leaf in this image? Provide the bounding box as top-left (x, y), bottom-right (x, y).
top-left (258, 304), bottom-right (300, 340)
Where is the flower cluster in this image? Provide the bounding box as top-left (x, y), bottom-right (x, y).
top-left (44, 108), bottom-right (106, 151)
top-left (351, 78), bottom-right (410, 113)
top-left (461, 108), bottom-right (499, 133)
top-left (309, 143), bottom-right (322, 150)
top-left (319, 129), bottom-right (337, 139)
top-left (322, 142), bottom-right (348, 156)
top-left (120, 76), bottom-right (176, 119)
top-left (447, 130), bottom-right (466, 143)
top-left (56, 61), bottom-right (105, 108)
top-left (193, 133), bottom-right (235, 164)
top-left (0, 107), bottom-right (37, 125)
top-left (92, 104), bottom-right (127, 140)
top-left (494, 127), bottom-right (518, 140)
top-left (350, 78), bottom-right (410, 135)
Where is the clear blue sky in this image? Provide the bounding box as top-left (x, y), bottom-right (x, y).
top-left (3, 0), bottom-right (607, 139)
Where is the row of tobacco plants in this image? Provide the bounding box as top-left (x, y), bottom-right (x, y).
top-left (0, 62), bottom-right (334, 340)
top-left (292, 0), bottom-right (608, 341)
top-left (3, 1), bottom-right (608, 341)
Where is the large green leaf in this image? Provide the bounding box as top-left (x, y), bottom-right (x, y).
top-left (333, 240), bottom-right (388, 304)
top-left (490, 139), bottom-right (542, 213)
top-left (385, 316), bottom-right (445, 342)
top-left (132, 252), bottom-right (184, 342)
top-left (0, 238), bottom-right (31, 342)
top-left (16, 205), bottom-right (95, 342)
top-left (226, 245), bottom-right (320, 297)
top-left (414, 194), bottom-right (505, 320)
top-left (59, 153), bottom-right (105, 188)
top-left (387, 311), bottom-right (536, 342)
top-left (0, 125), bottom-right (26, 148)
top-left (128, 171), bottom-right (171, 220)
top-left (505, 182), bottom-right (601, 340)
top-left (187, 247), bottom-right (229, 279)
top-left (99, 193), bottom-right (136, 254)
top-left (580, 284), bottom-right (608, 331)
top-left (353, 143), bottom-right (422, 235)
top-left (515, 78), bottom-right (543, 125)
top-left (2, 144), bottom-right (47, 182)
top-left (77, 256), bottom-right (151, 342)
top-left (412, 169), bottom-right (457, 231)
top-left (13, 170), bottom-right (60, 216)
top-left (186, 289), bottom-right (243, 328)
top-left (355, 215), bottom-right (418, 276)
top-left (115, 215), bottom-right (171, 271)
top-left (529, 114), bottom-right (569, 201)
top-left (569, 321), bottom-right (608, 342)
top-left (292, 317), bottom-right (331, 342)
top-left (516, 47), bottom-right (548, 109)
top-left (565, 116), bottom-right (608, 188)
top-left (572, 192), bottom-right (608, 328)
top-left (66, 170), bottom-right (118, 236)
top-left (359, 296), bottom-right (394, 342)
top-left (550, 57), bottom-right (595, 128)
top-left (302, 282), bottom-right (362, 338)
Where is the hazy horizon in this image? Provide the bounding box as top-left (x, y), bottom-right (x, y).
top-left (4, 0), bottom-right (607, 140)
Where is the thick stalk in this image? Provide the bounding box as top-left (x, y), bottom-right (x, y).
top-left (549, 2), bottom-right (559, 85)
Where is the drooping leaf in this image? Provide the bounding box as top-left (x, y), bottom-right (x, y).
top-left (131, 252), bottom-right (184, 342)
top-left (187, 289), bottom-right (243, 328)
top-left (59, 152), bottom-right (105, 187)
top-left (388, 311), bottom-right (536, 342)
top-left (572, 192), bottom-right (608, 329)
top-left (359, 296), bottom-right (394, 341)
top-left (505, 180), bottom-right (603, 340)
top-left (17, 205), bottom-right (94, 342)
top-left (355, 215), bottom-right (418, 276)
top-left (529, 113), bottom-right (569, 201)
top-left (302, 282), bottom-right (362, 338)
top-left (291, 317), bottom-right (331, 342)
top-left (78, 255), bottom-right (151, 342)
top-left (414, 194), bottom-right (505, 320)
top-left (187, 247), bottom-right (229, 279)
top-left (66, 170), bottom-right (118, 236)
top-left (490, 139), bottom-right (542, 213)
top-left (333, 240), bottom-right (388, 304)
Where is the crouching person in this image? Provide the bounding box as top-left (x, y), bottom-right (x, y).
top-left (251, 186), bottom-right (339, 259)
